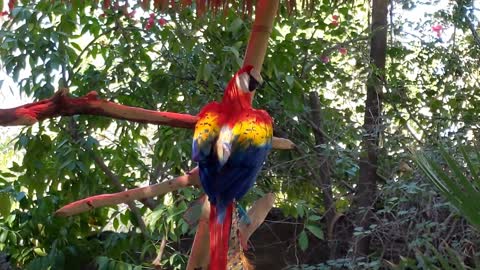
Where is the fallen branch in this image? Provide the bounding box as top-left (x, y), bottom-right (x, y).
top-left (0, 89), bottom-right (294, 150)
top-left (55, 167), bottom-right (200, 217)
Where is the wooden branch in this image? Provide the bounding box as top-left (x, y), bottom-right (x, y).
top-left (0, 89), bottom-right (294, 150)
top-left (238, 193), bottom-right (275, 247)
top-left (186, 193), bottom-right (275, 270)
top-left (89, 145), bottom-right (150, 237)
top-left (55, 168), bottom-right (200, 217)
top-left (186, 196), bottom-right (211, 270)
top-left (0, 89), bottom-right (197, 128)
top-left (243, 0), bottom-right (279, 72)
top-left (152, 237), bottom-right (168, 267)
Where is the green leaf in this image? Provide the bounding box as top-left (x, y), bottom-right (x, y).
top-left (306, 225), bottom-right (324, 240)
top-left (412, 147), bottom-right (480, 230)
top-left (33, 247), bottom-right (47, 256)
top-left (308, 215), bottom-right (322, 221)
top-left (0, 193), bottom-right (11, 217)
top-left (298, 230), bottom-right (308, 251)
top-left (0, 231), bottom-right (7, 242)
top-left (228, 18), bottom-right (243, 33)
top-left (285, 75), bottom-right (294, 88)
top-left (113, 218), bottom-right (119, 230)
top-left (96, 256), bottom-right (110, 270)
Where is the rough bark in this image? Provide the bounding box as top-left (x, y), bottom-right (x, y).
top-left (352, 0), bottom-right (388, 257)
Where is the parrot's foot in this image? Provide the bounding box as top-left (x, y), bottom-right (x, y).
top-left (236, 203), bottom-right (251, 225)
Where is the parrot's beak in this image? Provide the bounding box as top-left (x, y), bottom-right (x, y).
top-left (248, 68), bottom-right (263, 92)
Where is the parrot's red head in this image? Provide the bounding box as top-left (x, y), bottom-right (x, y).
top-left (222, 65), bottom-right (263, 109)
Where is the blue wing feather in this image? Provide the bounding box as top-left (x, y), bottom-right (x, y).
top-left (199, 144), bottom-right (271, 221)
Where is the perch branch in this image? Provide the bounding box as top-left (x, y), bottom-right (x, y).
top-left (186, 196), bottom-right (211, 270)
top-left (0, 89), bottom-right (294, 150)
top-left (243, 0), bottom-right (279, 72)
top-left (55, 167), bottom-right (200, 217)
top-left (0, 89), bottom-right (196, 128)
top-left (186, 193), bottom-right (275, 270)
top-left (238, 193), bottom-right (276, 245)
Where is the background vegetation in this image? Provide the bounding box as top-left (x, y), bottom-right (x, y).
top-left (0, 0), bottom-right (479, 269)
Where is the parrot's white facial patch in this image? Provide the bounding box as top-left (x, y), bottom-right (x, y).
top-left (236, 72), bottom-right (251, 93)
top-left (235, 68), bottom-right (263, 93)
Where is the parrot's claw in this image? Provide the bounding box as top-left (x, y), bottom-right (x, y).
top-left (236, 204), bottom-right (251, 225)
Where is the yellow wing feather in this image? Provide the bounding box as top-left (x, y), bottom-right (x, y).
top-left (231, 111), bottom-right (273, 148)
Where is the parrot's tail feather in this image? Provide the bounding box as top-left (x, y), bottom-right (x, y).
top-left (209, 203), bottom-right (233, 270)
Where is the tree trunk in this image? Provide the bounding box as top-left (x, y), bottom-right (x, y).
top-left (308, 92), bottom-right (335, 231)
top-left (353, 0), bottom-right (388, 257)
top-left (308, 92), bottom-right (339, 259)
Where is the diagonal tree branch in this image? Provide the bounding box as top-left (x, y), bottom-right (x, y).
top-left (465, 15), bottom-right (480, 48)
top-left (65, 118), bottom-right (152, 237)
top-left (92, 153), bottom-right (150, 238)
top-left (55, 167), bottom-right (200, 217)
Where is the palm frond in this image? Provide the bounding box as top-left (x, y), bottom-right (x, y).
top-left (412, 146), bottom-right (480, 230)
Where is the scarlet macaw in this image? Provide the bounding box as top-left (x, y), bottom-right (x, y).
top-left (192, 65), bottom-right (273, 270)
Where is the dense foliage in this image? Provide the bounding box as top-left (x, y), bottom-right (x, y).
top-left (0, 0), bottom-right (479, 269)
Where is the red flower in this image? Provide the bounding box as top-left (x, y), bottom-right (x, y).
top-left (8, 0), bottom-right (16, 11)
top-left (338, 47), bottom-right (348, 55)
top-left (158, 17), bottom-right (167, 26)
top-left (330, 15), bottom-right (339, 27)
top-left (321, 56), bottom-right (330, 63)
top-left (0, 11), bottom-right (8, 16)
top-left (103, 0), bottom-right (111, 10)
top-left (432, 24), bottom-right (443, 37)
top-left (145, 13), bottom-right (156, 30)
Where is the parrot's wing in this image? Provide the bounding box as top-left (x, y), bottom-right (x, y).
top-left (192, 102), bottom-right (222, 162)
top-left (231, 109), bottom-right (273, 152)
